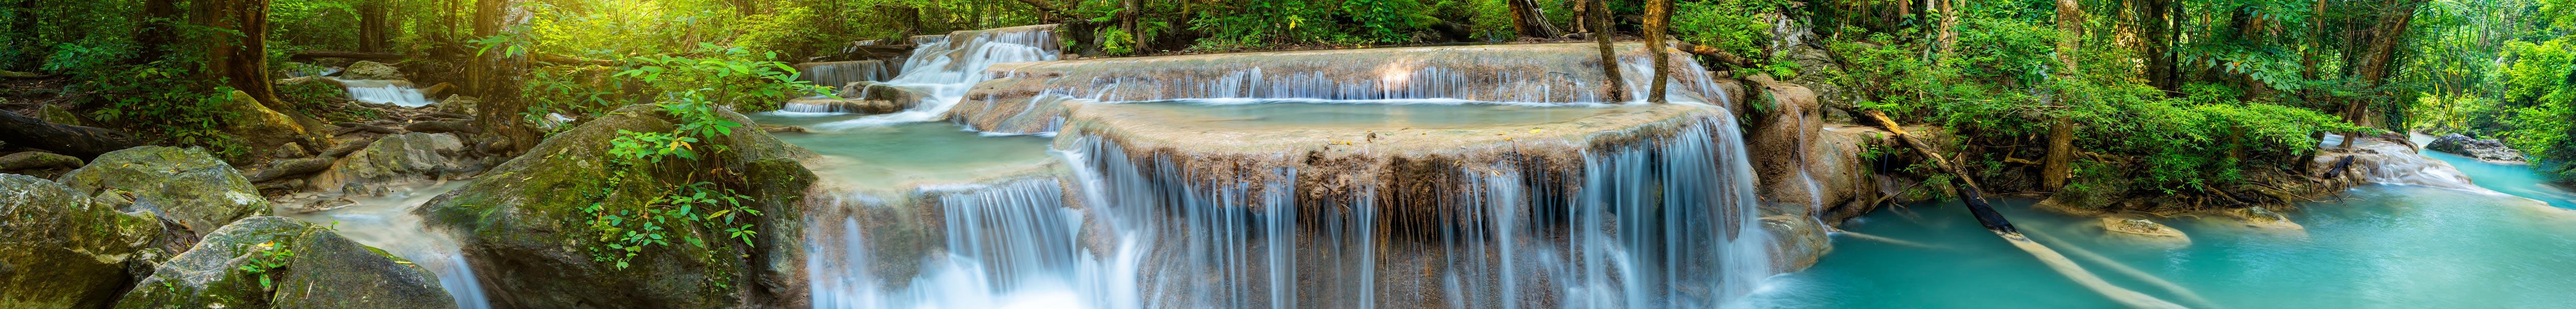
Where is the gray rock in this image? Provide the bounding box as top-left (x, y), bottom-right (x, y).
top-left (57, 146), bottom-right (273, 234)
top-left (309, 132), bottom-right (466, 193)
top-left (0, 174), bottom-right (164, 309)
top-left (2427, 133), bottom-right (2526, 164)
top-left (342, 61), bottom-right (406, 80)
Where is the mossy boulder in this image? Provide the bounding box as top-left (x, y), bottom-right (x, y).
top-left (217, 90), bottom-right (320, 153)
top-left (113, 216), bottom-right (453, 309)
top-left (342, 61), bottom-right (406, 80)
top-left (38, 104), bottom-right (86, 126)
top-left (419, 104), bottom-right (815, 308)
top-left (0, 174), bottom-right (164, 308)
top-left (57, 146), bottom-right (273, 234)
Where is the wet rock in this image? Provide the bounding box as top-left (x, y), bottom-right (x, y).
top-left (420, 82), bottom-right (455, 98)
top-left (2098, 217), bottom-right (2190, 246)
top-left (0, 174), bottom-right (164, 308)
top-left (418, 104), bottom-right (814, 308)
top-left (758, 123), bottom-right (808, 133)
top-left (783, 97), bottom-right (910, 115)
top-left (342, 61), bottom-right (406, 80)
top-left (308, 132), bottom-right (466, 193)
top-left (2427, 133), bottom-right (2526, 164)
top-left (57, 146), bottom-right (273, 234)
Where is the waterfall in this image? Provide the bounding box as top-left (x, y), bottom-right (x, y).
top-left (338, 79), bottom-right (436, 107)
top-left (808, 178), bottom-right (1115, 308)
top-left (798, 60), bottom-right (904, 89)
top-left (819, 25), bottom-right (1060, 129)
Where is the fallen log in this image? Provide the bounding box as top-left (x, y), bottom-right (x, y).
top-left (1673, 41), bottom-right (1757, 68)
top-left (334, 123), bottom-right (399, 135)
top-left (319, 136), bottom-right (380, 158)
top-left (404, 121), bottom-right (480, 134)
top-left (1859, 110), bottom-right (2187, 309)
top-left (0, 110), bottom-right (140, 159)
top-left (247, 157), bottom-right (336, 182)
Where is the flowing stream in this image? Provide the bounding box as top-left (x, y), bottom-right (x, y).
top-left (335, 79), bottom-right (437, 107)
top-left (279, 182), bottom-right (493, 309)
top-left (1760, 137), bottom-right (2576, 307)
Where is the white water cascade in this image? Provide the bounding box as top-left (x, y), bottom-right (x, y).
top-left (816, 26), bottom-right (1060, 128)
top-left (337, 79), bottom-right (437, 107)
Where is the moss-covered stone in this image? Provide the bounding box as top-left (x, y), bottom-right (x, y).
top-left (0, 151), bottom-right (83, 179)
top-left (111, 216), bottom-right (456, 309)
top-left (270, 231), bottom-right (456, 309)
top-left (219, 90), bottom-right (320, 153)
top-left (112, 216), bottom-right (311, 309)
top-left (38, 104), bottom-right (86, 126)
top-left (0, 174), bottom-right (163, 308)
top-left (57, 146), bottom-right (273, 234)
top-left (418, 104), bottom-right (814, 308)
top-left (308, 132), bottom-right (466, 191)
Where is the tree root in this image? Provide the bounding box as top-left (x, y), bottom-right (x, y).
top-left (2027, 229), bottom-right (2221, 308)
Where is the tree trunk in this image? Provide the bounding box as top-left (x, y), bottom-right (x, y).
top-left (2343, 0), bottom-right (2424, 147)
top-left (357, 0), bottom-right (388, 53)
top-left (1505, 0), bottom-right (1561, 38)
top-left (1588, 0), bottom-right (1624, 102)
top-left (2042, 0), bottom-right (2081, 192)
top-left (196, 0), bottom-right (282, 109)
top-left (132, 0), bottom-right (180, 64)
top-left (1936, 0), bottom-right (1960, 56)
top-left (2141, 0), bottom-right (2176, 93)
top-left (1122, 0), bottom-right (1148, 53)
top-left (1643, 0), bottom-right (1671, 104)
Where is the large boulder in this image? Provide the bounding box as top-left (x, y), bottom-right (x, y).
top-left (342, 61), bottom-right (406, 80)
top-left (418, 104), bottom-right (815, 308)
top-left (57, 146), bottom-right (274, 234)
top-left (217, 90), bottom-right (320, 153)
top-left (0, 174), bottom-right (164, 308)
top-left (113, 216), bottom-right (452, 309)
top-left (2427, 133), bottom-right (2526, 164)
top-left (307, 132), bottom-right (468, 193)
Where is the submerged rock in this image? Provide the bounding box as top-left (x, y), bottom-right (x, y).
top-left (2227, 206), bottom-right (2306, 231)
top-left (0, 174), bottom-right (164, 309)
top-left (2098, 217), bottom-right (2191, 246)
top-left (342, 61), bottom-right (406, 80)
top-left (2428, 133), bottom-right (2526, 164)
top-left (112, 216), bottom-right (452, 309)
top-left (418, 104), bottom-right (814, 308)
top-left (56, 146), bottom-right (273, 234)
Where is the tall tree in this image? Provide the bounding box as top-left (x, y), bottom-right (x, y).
top-left (2341, 0), bottom-right (2427, 147)
top-left (134, 0), bottom-right (181, 64)
top-left (1589, 0), bottom-right (1624, 102)
top-left (2042, 0), bottom-right (2081, 191)
top-left (1506, 0), bottom-right (1561, 38)
top-left (2140, 0), bottom-right (2178, 93)
top-left (1643, 0), bottom-right (1671, 104)
top-left (1122, 0), bottom-right (1148, 53)
top-left (358, 0), bottom-right (390, 53)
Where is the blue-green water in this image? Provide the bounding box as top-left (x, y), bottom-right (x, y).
top-left (1767, 150), bottom-right (2576, 307)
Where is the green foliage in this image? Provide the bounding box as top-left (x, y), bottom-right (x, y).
top-left (613, 43), bottom-right (834, 112)
top-left (233, 243), bottom-right (296, 289)
top-left (1672, 0), bottom-right (1786, 62)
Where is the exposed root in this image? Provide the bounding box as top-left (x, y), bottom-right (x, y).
top-left (2027, 229), bottom-right (2221, 308)
top-left (1997, 231), bottom-right (2190, 309)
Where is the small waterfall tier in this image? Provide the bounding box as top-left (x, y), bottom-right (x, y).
top-left (803, 24), bottom-right (1061, 126)
top-left (948, 42), bottom-right (1737, 134)
top-left (798, 100), bottom-right (1832, 308)
top-left (795, 60), bottom-right (905, 90)
top-left (337, 79), bottom-right (437, 107)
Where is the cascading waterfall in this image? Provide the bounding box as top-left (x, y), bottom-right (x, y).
top-left (338, 79), bottom-right (436, 107)
top-left (798, 60), bottom-right (904, 89)
top-left (818, 26), bottom-right (1059, 128)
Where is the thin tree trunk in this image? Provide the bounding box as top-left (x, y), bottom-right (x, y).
top-left (1505, 0), bottom-right (1561, 38)
top-left (1122, 0), bottom-right (1148, 53)
top-left (1936, 0), bottom-right (1959, 56)
top-left (1643, 0), bottom-right (1671, 104)
top-left (1588, 0), bottom-right (1624, 102)
top-left (134, 0), bottom-right (180, 64)
top-left (2142, 0), bottom-right (2176, 93)
top-left (2043, 0), bottom-right (2081, 191)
